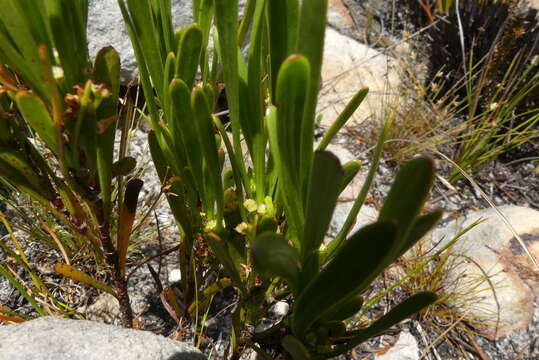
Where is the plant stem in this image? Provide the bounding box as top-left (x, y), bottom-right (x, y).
top-left (99, 219), bottom-right (133, 327)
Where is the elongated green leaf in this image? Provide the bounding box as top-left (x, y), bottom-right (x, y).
top-left (267, 0), bottom-right (296, 100)
top-left (45, 0), bottom-right (89, 88)
top-left (246, 0), bottom-right (267, 203)
top-left (94, 46), bottom-right (120, 218)
top-left (157, 0), bottom-right (174, 55)
top-left (0, 149), bottom-right (54, 203)
top-left (0, 263), bottom-right (45, 316)
top-left (124, 0), bottom-right (165, 98)
top-left (148, 130), bottom-right (197, 237)
top-left (292, 221), bottom-right (398, 336)
top-left (192, 87), bottom-right (224, 224)
top-left (281, 335), bottom-right (311, 360)
top-left (301, 151), bottom-right (343, 284)
top-left (378, 157), bottom-right (435, 242)
top-left (275, 55), bottom-right (310, 233)
top-left (117, 178), bottom-right (143, 277)
top-left (320, 295), bottom-right (364, 322)
top-left (318, 87), bottom-right (369, 150)
top-left (327, 292), bottom-right (437, 357)
top-left (169, 79), bottom-right (202, 187)
top-left (15, 92), bottom-right (57, 153)
top-left (214, 0), bottom-right (248, 194)
top-left (0, 1), bottom-right (44, 91)
top-left (55, 263), bottom-right (115, 296)
top-left (162, 52), bottom-right (176, 126)
top-left (324, 118), bottom-right (389, 261)
top-left (296, 0), bottom-right (328, 195)
top-left (71, 80), bottom-right (98, 178)
top-left (251, 232), bottom-right (301, 293)
top-left (175, 24), bottom-right (203, 89)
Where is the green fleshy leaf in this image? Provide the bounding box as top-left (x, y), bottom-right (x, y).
top-left (378, 156), bottom-right (435, 242)
top-left (301, 150), bottom-right (343, 284)
top-left (94, 46), bottom-right (120, 218)
top-left (175, 24), bottom-right (203, 89)
top-left (292, 221), bottom-right (398, 336)
top-left (327, 292), bottom-right (437, 357)
top-left (251, 232), bottom-right (301, 293)
top-left (15, 92), bottom-right (57, 153)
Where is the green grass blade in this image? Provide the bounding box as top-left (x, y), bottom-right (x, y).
top-left (317, 87), bottom-right (369, 150)
top-left (397, 210), bottom-right (443, 258)
top-left (266, 0), bottom-right (296, 100)
top-left (124, 0), bottom-right (164, 98)
top-left (45, 0), bottom-right (89, 88)
top-left (324, 118), bottom-right (389, 261)
top-left (169, 79), bottom-right (204, 191)
top-left (0, 263), bottom-right (45, 316)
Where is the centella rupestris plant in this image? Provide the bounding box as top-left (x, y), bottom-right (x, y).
top-left (120, 0), bottom-right (440, 358)
top-left (0, 0), bottom-right (143, 327)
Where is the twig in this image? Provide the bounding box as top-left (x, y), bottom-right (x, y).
top-left (126, 244), bottom-right (180, 281)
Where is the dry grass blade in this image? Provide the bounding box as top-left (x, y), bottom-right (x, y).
top-left (418, 311), bottom-right (469, 360)
top-left (385, 138), bottom-right (539, 271)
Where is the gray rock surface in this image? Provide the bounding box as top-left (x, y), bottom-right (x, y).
top-left (432, 205), bottom-right (539, 339)
top-left (374, 330), bottom-right (419, 360)
top-left (88, 0), bottom-right (193, 83)
top-left (88, 0), bottom-right (246, 83)
top-left (0, 317), bottom-right (205, 360)
top-left (318, 27), bottom-right (402, 128)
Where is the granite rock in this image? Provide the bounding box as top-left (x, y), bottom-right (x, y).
top-left (432, 205), bottom-right (539, 338)
top-left (0, 317), bottom-right (205, 360)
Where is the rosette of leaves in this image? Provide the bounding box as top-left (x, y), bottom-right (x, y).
top-left (251, 152), bottom-right (440, 358)
top-left (0, 0), bottom-right (142, 327)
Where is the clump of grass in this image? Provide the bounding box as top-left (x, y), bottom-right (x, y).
top-left (364, 0), bottom-right (538, 178)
